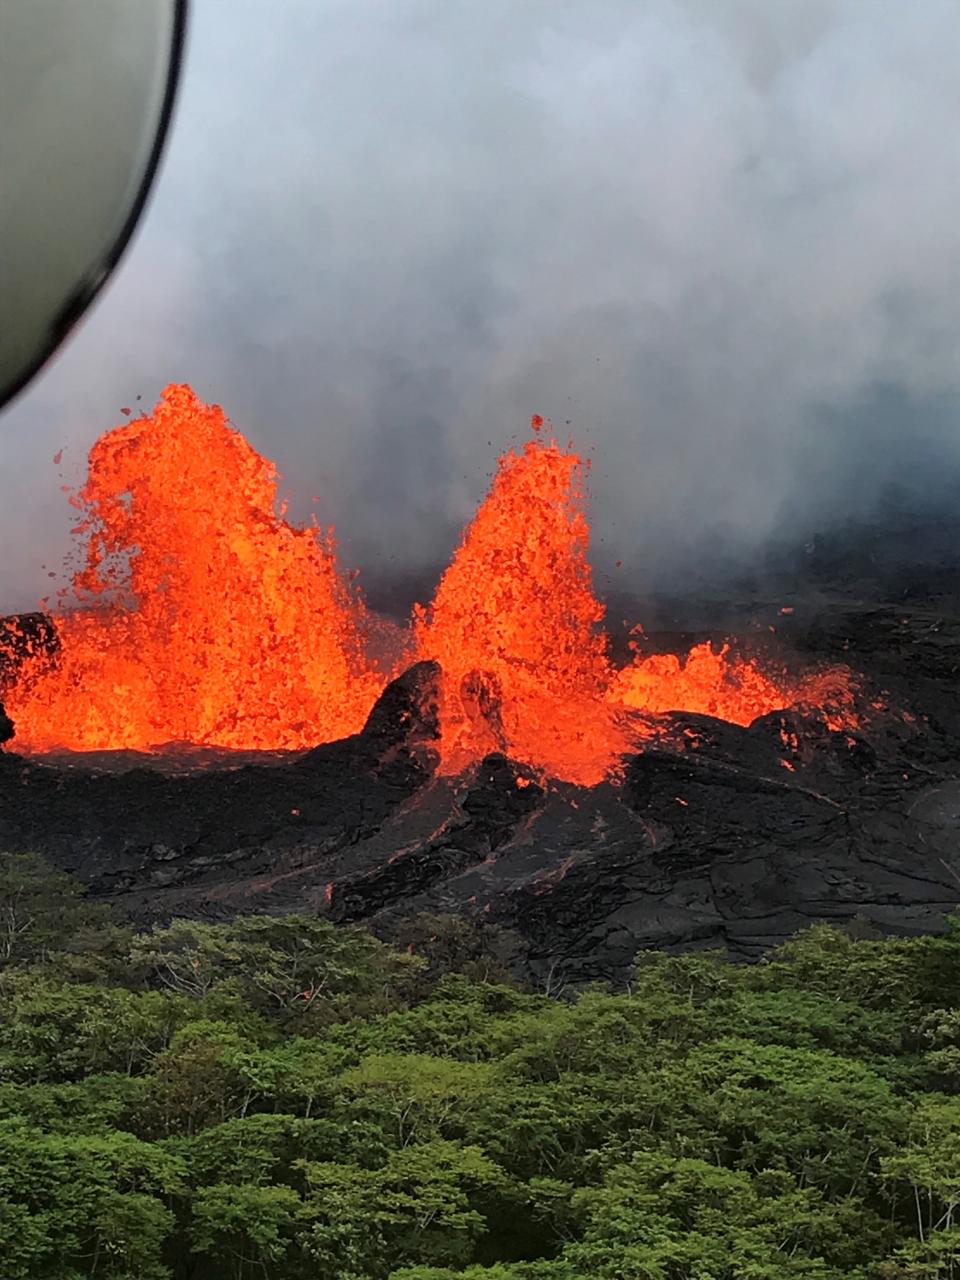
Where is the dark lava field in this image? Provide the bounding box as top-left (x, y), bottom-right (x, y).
top-left (4, 516), bottom-right (960, 988)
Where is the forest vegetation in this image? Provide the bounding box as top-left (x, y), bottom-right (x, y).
top-left (0, 853), bottom-right (958, 1279)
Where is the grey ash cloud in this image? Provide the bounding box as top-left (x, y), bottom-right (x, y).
top-left (3, 0), bottom-right (960, 609)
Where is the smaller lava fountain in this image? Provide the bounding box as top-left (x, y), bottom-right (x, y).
top-left (1, 386), bottom-right (858, 783)
top-left (610, 643), bottom-right (856, 733)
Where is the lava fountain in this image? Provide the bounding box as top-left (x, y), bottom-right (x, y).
top-left (610, 642), bottom-right (857, 733)
top-left (3, 385), bottom-right (382, 752)
top-left (413, 416), bottom-right (631, 784)
top-left (1, 386), bottom-right (858, 780)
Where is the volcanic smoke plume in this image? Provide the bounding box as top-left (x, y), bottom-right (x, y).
top-left (1, 386), bottom-right (857, 783)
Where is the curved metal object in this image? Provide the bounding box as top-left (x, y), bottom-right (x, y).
top-left (0, 0), bottom-right (188, 410)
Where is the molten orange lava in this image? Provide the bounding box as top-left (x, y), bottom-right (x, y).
top-left (609, 642), bottom-right (856, 730)
top-left (413, 419), bottom-right (630, 784)
top-left (2, 386), bottom-right (859, 781)
top-left (4, 385), bottom-right (381, 752)
top-left (610, 643), bottom-right (787, 724)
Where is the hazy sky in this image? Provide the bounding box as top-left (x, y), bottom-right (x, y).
top-left (3, 0), bottom-right (960, 611)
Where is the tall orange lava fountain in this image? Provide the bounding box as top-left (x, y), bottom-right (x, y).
top-left (4, 385), bottom-right (381, 752)
top-left (414, 418), bottom-right (631, 783)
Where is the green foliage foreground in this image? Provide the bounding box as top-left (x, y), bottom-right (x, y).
top-left (1, 853), bottom-right (960, 1279)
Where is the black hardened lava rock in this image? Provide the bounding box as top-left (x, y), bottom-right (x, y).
top-left (329, 753), bottom-right (544, 923)
top-left (0, 661), bottom-right (442, 909)
top-left (0, 611), bottom-right (60, 746)
top-left (5, 599), bottom-right (960, 986)
top-left (0, 612), bottom-right (60, 689)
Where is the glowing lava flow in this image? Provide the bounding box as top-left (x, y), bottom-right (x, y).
top-left (609, 642), bottom-right (857, 731)
top-left (4, 385), bottom-right (381, 752)
top-left (414, 417), bottom-right (631, 784)
top-left (2, 387), bottom-right (858, 780)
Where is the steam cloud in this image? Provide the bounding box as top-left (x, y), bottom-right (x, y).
top-left (3, 0), bottom-right (960, 612)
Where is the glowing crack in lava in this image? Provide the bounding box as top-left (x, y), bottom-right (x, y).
top-left (3, 385), bottom-right (858, 781)
top-left (4, 385), bottom-right (382, 752)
